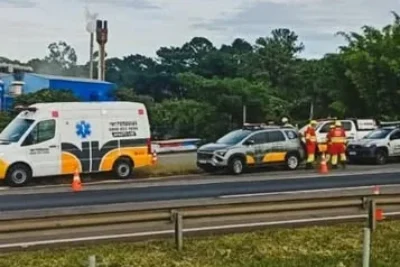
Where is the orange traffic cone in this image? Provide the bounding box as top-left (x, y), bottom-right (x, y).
top-left (151, 151), bottom-right (158, 165)
top-left (71, 169), bottom-right (82, 192)
top-left (319, 153), bottom-right (329, 174)
top-left (372, 185), bottom-right (380, 195)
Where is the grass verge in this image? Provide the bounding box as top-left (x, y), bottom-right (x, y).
top-left (134, 162), bottom-right (201, 178)
top-left (2, 221), bottom-right (400, 267)
top-left (28, 159), bottom-right (200, 186)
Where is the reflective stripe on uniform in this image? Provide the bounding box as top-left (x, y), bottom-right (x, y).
top-left (331, 137), bottom-right (346, 143)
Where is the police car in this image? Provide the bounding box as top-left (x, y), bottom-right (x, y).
top-left (346, 126), bottom-right (400, 164)
top-left (196, 123), bottom-right (305, 174)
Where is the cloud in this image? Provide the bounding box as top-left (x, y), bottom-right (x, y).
top-left (81, 0), bottom-right (160, 9)
top-left (192, 0), bottom-right (400, 56)
top-left (0, 0), bottom-right (37, 8)
top-left (1, 0), bottom-right (399, 63)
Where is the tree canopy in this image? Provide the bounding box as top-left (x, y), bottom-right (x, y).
top-left (2, 13), bottom-right (400, 140)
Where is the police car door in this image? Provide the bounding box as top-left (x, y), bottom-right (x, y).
top-left (245, 132), bottom-right (268, 165)
top-left (388, 130), bottom-right (400, 156)
top-left (265, 130), bottom-right (287, 163)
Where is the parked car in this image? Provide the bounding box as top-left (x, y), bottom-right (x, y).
top-left (196, 124), bottom-right (305, 174)
top-left (346, 126), bottom-right (400, 164)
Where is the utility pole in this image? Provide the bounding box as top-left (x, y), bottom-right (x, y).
top-left (242, 105), bottom-right (247, 125)
top-left (89, 33), bottom-right (94, 79)
top-left (96, 19), bottom-right (108, 81)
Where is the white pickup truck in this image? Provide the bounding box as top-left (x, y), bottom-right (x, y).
top-left (299, 118), bottom-right (378, 153)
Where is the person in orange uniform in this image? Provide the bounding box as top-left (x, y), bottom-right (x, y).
top-left (304, 120), bottom-right (318, 169)
top-left (330, 120), bottom-right (347, 169)
top-left (325, 124), bottom-right (335, 163)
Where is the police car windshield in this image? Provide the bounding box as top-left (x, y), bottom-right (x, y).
top-left (363, 128), bottom-right (392, 139)
top-left (216, 129), bottom-right (252, 145)
top-left (0, 118), bottom-right (35, 142)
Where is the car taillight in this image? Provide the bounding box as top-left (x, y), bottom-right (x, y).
top-left (147, 138), bottom-right (152, 154)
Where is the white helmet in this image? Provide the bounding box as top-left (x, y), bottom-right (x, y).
top-left (281, 117), bottom-right (288, 123)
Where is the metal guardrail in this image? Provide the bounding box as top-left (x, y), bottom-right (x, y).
top-left (1, 185), bottom-right (400, 252)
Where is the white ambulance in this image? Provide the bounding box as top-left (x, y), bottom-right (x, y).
top-left (0, 102), bottom-right (156, 186)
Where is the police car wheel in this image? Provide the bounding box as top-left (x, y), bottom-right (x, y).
top-left (285, 153), bottom-right (299, 170)
top-left (228, 157), bottom-right (245, 175)
top-left (6, 164), bottom-right (31, 187)
top-left (113, 158), bottom-right (133, 179)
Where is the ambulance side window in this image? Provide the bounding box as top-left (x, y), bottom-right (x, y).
top-left (22, 119), bottom-right (56, 146)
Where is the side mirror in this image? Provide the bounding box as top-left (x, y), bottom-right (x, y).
top-left (244, 139), bottom-right (255, 146)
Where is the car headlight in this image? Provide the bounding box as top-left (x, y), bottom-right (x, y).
top-left (215, 150), bottom-right (227, 157)
top-left (365, 143), bottom-right (376, 148)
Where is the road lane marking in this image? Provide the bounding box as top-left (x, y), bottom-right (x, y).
top-left (218, 185), bottom-right (379, 198)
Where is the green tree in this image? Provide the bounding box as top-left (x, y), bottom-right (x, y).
top-left (7, 16), bottom-right (400, 138)
top-left (336, 12), bottom-right (400, 119)
top-left (150, 99), bottom-right (223, 140)
top-left (0, 112), bottom-right (13, 131)
top-left (251, 28), bottom-right (304, 86)
top-left (45, 41), bottom-right (77, 69)
top-left (27, 41), bottom-right (80, 76)
top-left (177, 72), bottom-right (287, 125)
top-left (14, 89), bottom-right (78, 106)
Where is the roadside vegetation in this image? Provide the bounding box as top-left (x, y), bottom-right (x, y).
top-left (134, 160), bottom-right (200, 177)
top-left (1, 221), bottom-right (400, 267)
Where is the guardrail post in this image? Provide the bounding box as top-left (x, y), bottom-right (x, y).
top-left (88, 255), bottom-right (96, 267)
top-left (362, 199), bottom-right (376, 267)
top-left (361, 197), bottom-right (368, 210)
top-left (368, 199), bottom-right (376, 231)
top-left (173, 211), bottom-right (183, 251)
top-left (362, 227), bottom-right (371, 267)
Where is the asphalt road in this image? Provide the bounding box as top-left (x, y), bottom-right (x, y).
top-left (1, 167), bottom-right (400, 212)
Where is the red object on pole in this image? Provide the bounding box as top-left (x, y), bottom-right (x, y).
top-left (376, 208), bottom-right (384, 221)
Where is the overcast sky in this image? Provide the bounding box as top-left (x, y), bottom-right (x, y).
top-left (1, 0), bottom-right (399, 64)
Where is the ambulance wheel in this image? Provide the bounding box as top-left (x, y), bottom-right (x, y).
top-left (5, 163), bottom-right (32, 187)
top-left (113, 157), bottom-right (133, 179)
